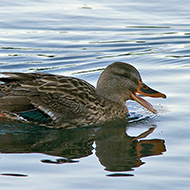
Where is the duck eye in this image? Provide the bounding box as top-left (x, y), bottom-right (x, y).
top-left (123, 73), bottom-right (129, 78)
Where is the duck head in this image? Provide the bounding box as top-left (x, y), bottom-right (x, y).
top-left (96, 62), bottom-right (166, 114)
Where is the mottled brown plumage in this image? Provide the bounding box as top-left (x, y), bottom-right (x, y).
top-left (0, 62), bottom-right (166, 128)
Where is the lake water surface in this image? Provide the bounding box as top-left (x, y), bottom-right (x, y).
top-left (0, 0), bottom-right (190, 189)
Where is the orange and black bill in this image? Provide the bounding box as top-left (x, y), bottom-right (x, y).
top-left (131, 81), bottom-right (166, 114)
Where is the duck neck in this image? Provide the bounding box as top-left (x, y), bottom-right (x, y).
top-left (95, 87), bottom-right (127, 106)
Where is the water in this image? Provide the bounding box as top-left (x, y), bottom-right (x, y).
top-left (0, 0), bottom-right (190, 189)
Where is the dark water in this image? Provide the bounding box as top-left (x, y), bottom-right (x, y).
top-left (0, 0), bottom-right (190, 189)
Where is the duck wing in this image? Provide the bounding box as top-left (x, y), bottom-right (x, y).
top-left (0, 72), bottom-right (97, 125)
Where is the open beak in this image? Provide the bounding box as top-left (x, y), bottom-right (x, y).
top-left (131, 81), bottom-right (166, 114)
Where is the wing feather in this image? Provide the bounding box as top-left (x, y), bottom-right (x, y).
top-left (0, 72), bottom-right (97, 125)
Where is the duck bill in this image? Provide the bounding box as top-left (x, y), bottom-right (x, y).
top-left (131, 93), bottom-right (157, 114)
top-left (131, 81), bottom-right (166, 114)
top-left (137, 81), bottom-right (166, 99)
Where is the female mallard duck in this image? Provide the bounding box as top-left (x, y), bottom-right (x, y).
top-left (0, 62), bottom-right (166, 128)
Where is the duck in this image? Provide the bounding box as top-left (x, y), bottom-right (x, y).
top-left (0, 62), bottom-right (166, 129)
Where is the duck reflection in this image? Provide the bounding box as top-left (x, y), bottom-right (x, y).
top-left (0, 121), bottom-right (166, 175)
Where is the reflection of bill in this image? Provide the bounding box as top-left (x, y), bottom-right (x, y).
top-left (133, 128), bottom-right (166, 158)
top-left (136, 139), bottom-right (165, 158)
top-left (95, 127), bottom-right (166, 175)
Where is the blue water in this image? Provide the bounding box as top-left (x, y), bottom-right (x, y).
top-left (0, 0), bottom-right (190, 189)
